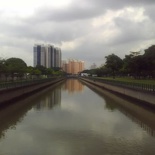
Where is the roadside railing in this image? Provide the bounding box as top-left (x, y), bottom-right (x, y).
top-left (83, 77), bottom-right (155, 92)
top-left (0, 77), bottom-right (60, 90)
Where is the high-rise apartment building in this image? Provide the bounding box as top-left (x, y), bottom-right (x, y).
top-left (54, 47), bottom-right (61, 68)
top-left (62, 59), bottom-right (85, 74)
top-left (34, 44), bottom-right (45, 67)
top-left (46, 44), bottom-right (54, 68)
top-left (33, 44), bottom-right (61, 68)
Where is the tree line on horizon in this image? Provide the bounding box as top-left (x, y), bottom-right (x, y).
top-left (82, 45), bottom-right (155, 79)
top-left (1, 44), bottom-right (155, 81)
top-left (0, 57), bottom-right (64, 81)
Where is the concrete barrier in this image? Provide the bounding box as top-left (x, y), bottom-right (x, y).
top-left (80, 78), bottom-right (155, 107)
top-left (0, 78), bottom-right (65, 106)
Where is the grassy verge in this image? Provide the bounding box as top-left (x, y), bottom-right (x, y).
top-left (96, 77), bottom-right (155, 85)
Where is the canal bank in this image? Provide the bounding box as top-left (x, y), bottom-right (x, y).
top-left (79, 77), bottom-right (155, 107)
top-left (1, 79), bottom-right (155, 155)
top-left (80, 79), bottom-right (155, 137)
top-left (0, 77), bottom-right (65, 106)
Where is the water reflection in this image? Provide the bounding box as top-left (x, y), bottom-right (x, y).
top-left (62, 79), bottom-right (84, 93)
top-left (83, 80), bottom-right (155, 138)
top-left (33, 79), bottom-right (83, 110)
top-left (1, 79), bottom-right (155, 155)
top-left (34, 86), bottom-right (61, 110)
top-left (121, 109), bottom-right (155, 137)
top-left (0, 94), bottom-right (38, 140)
top-left (0, 82), bottom-right (63, 140)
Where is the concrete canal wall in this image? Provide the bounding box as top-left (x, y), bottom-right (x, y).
top-left (80, 78), bottom-right (155, 107)
top-left (0, 78), bottom-right (65, 106)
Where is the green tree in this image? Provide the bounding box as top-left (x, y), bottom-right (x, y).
top-left (53, 70), bottom-right (63, 76)
top-left (46, 68), bottom-right (54, 77)
top-left (0, 58), bottom-right (6, 81)
top-left (128, 55), bottom-right (145, 79)
top-left (122, 54), bottom-right (133, 76)
top-left (96, 65), bottom-right (111, 77)
top-left (26, 66), bottom-right (35, 79)
top-left (35, 65), bottom-right (47, 75)
top-left (105, 54), bottom-right (123, 78)
top-left (143, 45), bottom-right (155, 78)
top-left (33, 69), bottom-right (41, 78)
top-left (5, 58), bottom-right (27, 81)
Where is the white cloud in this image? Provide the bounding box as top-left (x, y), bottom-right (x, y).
top-left (61, 38), bottom-right (84, 51)
top-left (0, 0), bottom-right (72, 17)
top-left (0, 0), bottom-right (155, 68)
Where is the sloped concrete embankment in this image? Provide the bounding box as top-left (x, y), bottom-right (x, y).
top-left (80, 78), bottom-right (155, 136)
top-left (80, 78), bottom-right (155, 107)
top-left (0, 78), bottom-right (65, 106)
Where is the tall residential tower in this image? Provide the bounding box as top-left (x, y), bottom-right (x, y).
top-left (33, 44), bottom-right (61, 68)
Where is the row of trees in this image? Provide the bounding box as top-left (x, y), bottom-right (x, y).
top-left (82, 45), bottom-right (155, 79)
top-left (0, 57), bottom-right (64, 81)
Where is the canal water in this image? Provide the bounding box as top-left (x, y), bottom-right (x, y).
top-left (0, 79), bottom-right (155, 155)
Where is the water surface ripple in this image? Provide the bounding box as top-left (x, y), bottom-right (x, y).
top-left (0, 79), bottom-right (155, 155)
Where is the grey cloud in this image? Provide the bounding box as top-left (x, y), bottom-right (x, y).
top-left (30, 0), bottom-right (148, 23)
top-left (100, 11), bottom-right (155, 47)
top-left (83, 0), bottom-right (155, 8)
top-left (0, 17), bottom-right (91, 45)
top-left (10, 0), bottom-right (155, 45)
top-left (1, 0), bottom-right (155, 68)
top-left (62, 41), bottom-right (113, 68)
top-left (24, 0), bottom-right (155, 30)
top-left (37, 6), bottom-right (101, 22)
top-left (144, 5), bottom-right (155, 21)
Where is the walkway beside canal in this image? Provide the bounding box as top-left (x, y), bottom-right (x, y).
top-left (80, 77), bottom-right (155, 107)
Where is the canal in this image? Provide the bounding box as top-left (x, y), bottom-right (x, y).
top-left (0, 79), bottom-right (155, 155)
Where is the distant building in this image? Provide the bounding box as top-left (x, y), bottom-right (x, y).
top-left (33, 44), bottom-right (61, 68)
top-left (62, 59), bottom-right (85, 74)
top-left (90, 63), bottom-right (97, 69)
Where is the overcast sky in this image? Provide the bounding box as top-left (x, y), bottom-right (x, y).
top-left (0, 0), bottom-right (155, 68)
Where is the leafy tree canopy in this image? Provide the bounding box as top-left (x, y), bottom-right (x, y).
top-left (105, 54), bottom-right (123, 72)
top-left (5, 57), bottom-right (27, 74)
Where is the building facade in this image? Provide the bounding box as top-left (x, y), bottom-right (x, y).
top-left (33, 44), bottom-right (61, 68)
top-left (62, 59), bottom-right (85, 74)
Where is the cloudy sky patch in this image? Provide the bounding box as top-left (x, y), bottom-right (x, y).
top-left (0, 0), bottom-right (155, 68)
